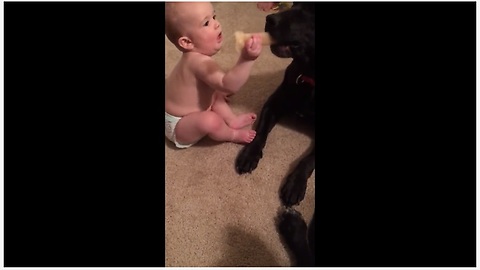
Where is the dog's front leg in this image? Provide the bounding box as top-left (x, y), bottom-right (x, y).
top-left (235, 86), bottom-right (288, 174)
top-left (280, 143), bottom-right (315, 206)
top-left (278, 208), bottom-right (314, 266)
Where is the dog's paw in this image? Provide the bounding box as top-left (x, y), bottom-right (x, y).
top-left (278, 208), bottom-right (308, 248)
top-left (235, 144), bottom-right (263, 174)
top-left (280, 170), bottom-right (308, 206)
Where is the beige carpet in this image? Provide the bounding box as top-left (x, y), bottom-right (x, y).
top-left (165, 2), bottom-right (315, 267)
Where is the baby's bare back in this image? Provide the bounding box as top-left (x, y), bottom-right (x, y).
top-left (165, 54), bottom-right (216, 117)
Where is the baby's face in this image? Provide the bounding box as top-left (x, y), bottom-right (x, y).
top-left (180, 2), bottom-right (223, 55)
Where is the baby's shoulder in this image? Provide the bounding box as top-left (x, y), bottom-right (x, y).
top-left (184, 53), bottom-right (218, 73)
top-left (184, 52), bottom-right (214, 65)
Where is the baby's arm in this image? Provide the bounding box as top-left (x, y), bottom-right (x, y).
top-left (194, 35), bottom-right (263, 95)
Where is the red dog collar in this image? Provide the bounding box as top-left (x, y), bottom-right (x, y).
top-left (296, 74), bottom-right (315, 87)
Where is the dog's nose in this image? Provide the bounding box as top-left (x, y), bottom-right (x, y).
top-left (265, 14), bottom-right (278, 29)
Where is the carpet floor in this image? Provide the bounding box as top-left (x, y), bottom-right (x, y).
top-left (165, 2), bottom-right (315, 266)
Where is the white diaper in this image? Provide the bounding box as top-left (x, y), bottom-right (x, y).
top-left (165, 112), bottom-right (195, 149)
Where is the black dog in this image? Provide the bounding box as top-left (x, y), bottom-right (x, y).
top-left (235, 2), bottom-right (315, 208)
top-left (235, 3), bottom-right (316, 266)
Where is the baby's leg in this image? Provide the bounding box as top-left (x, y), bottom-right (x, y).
top-left (175, 110), bottom-right (256, 145)
top-left (211, 93), bottom-right (256, 129)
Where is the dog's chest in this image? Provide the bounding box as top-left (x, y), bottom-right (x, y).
top-left (284, 73), bottom-right (315, 120)
top-left (291, 86), bottom-right (315, 119)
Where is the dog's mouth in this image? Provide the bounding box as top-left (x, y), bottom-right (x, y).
top-left (270, 44), bottom-right (299, 58)
top-left (266, 29), bottom-right (301, 58)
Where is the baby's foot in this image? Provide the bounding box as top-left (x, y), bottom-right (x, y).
top-left (225, 94), bottom-right (234, 103)
top-left (228, 113), bottom-right (257, 129)
top-left (231, 129), bottom-right (256, 144)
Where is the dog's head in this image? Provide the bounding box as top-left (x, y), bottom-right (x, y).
top-left (264, 3), bottom-right (315, 65)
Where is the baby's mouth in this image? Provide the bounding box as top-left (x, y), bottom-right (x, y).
top-left (218, 32), bottom-right (222, 41)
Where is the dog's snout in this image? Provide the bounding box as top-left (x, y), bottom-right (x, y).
top-left (265, 14), bottom-right (278, 29)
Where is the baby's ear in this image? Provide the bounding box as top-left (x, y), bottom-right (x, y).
top-left (178, 36), bottom-right (193, 51)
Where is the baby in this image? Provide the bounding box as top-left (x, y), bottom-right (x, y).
top-left (165, 2), bottom-right (264, 149)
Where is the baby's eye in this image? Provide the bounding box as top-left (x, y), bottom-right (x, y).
top-left (203, 20), bottom-right (209, 27)
top-left (213, 15), bottom-right (216, 20)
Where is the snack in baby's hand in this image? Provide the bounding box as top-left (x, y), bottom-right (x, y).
top-left (234, 31), bottom-right (274, 52)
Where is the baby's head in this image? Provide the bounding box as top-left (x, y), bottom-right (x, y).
top-left (165, 2), bottom-right (224, 56)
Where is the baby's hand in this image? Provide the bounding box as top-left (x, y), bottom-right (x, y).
top-left (241, 35), bottom-right (262, 61)
top-left (257, 2), bottom-right (277, 12)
